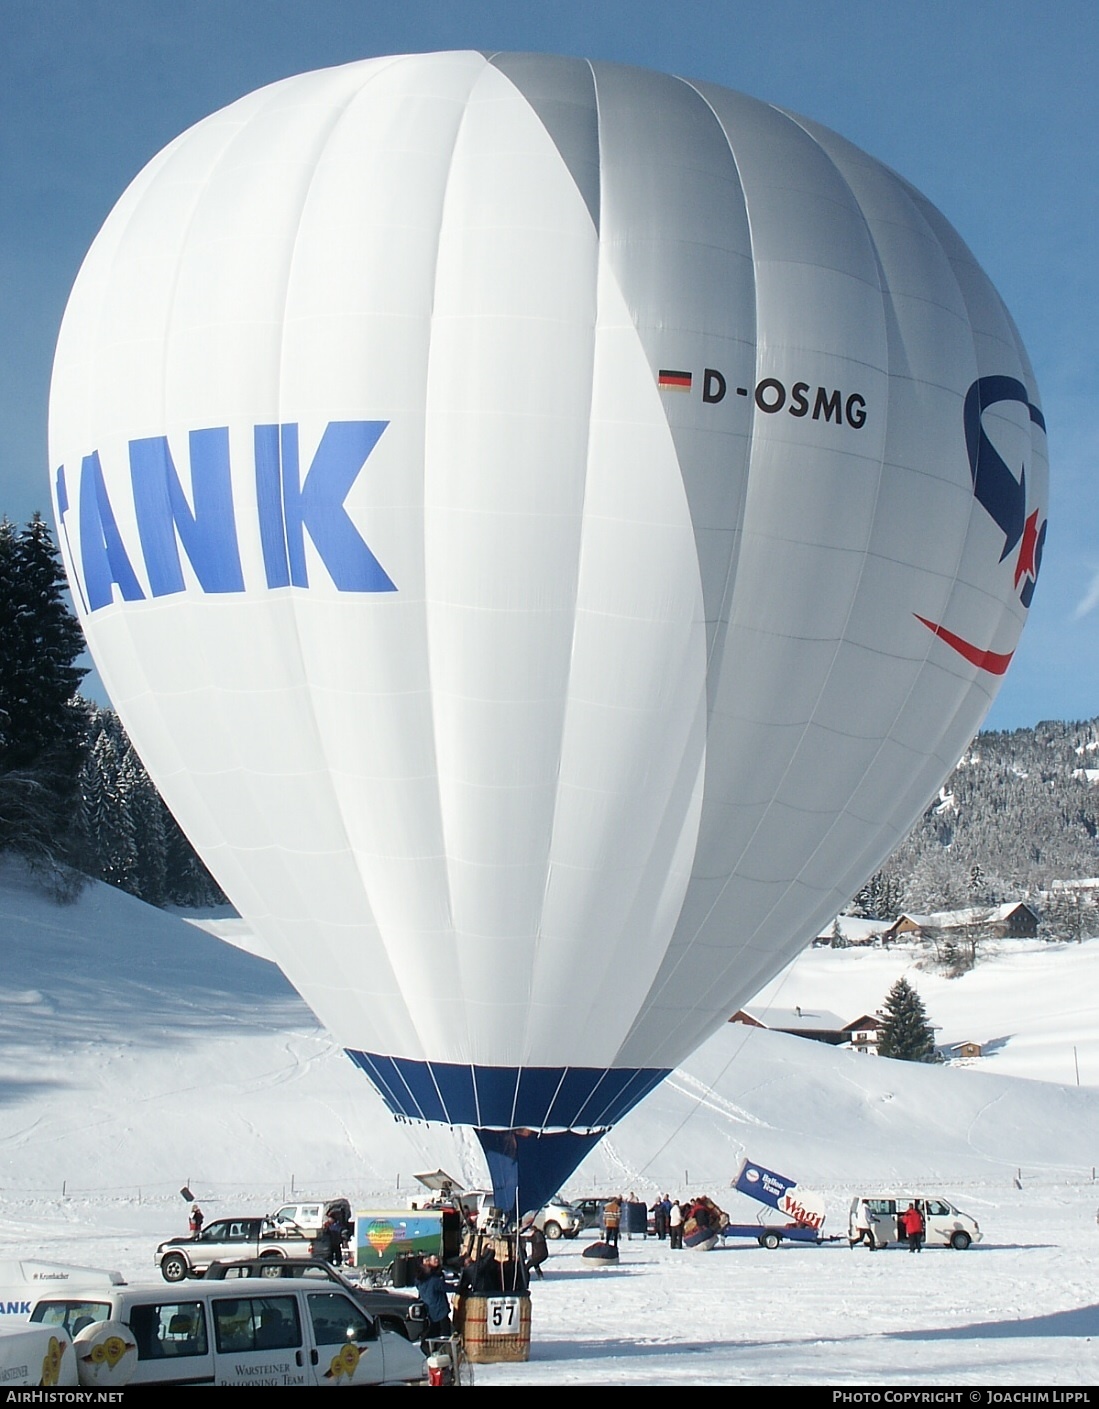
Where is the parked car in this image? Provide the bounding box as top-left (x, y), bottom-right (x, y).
top-left (525, 1196), bottom-right (584, 1240)
top-left (847, 1195), bottom-right (982, 1249)
top-left (154, 1217), bottom-right (316, 1282)
top-left (203, 1259), bottom-right (426, 1342)
top-left (28, 1272), bottom-right (427, 1387)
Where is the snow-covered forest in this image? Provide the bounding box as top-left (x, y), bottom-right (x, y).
top-left (1, 514), bottom-right (1096, 922)
top-left (0, 515), bottom-right (223, 906)
top-left (856, 720), bottom-right (1099, 930)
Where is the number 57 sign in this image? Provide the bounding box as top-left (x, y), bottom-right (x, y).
top-left (485, 1296), bottom-right (522, 1336)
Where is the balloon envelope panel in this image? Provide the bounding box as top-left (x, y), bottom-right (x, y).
top-left (49, 52), bottom-right (1047, 1135)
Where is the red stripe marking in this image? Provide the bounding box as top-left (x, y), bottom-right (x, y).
top-left (915, 616), bottom-right (1015, 675)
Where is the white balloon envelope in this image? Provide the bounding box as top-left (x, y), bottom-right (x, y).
top-left (49, 52), bottom-right (1048, 1206)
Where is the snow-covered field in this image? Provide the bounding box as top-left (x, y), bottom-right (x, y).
top-left (2, 857), bottom-right (1098, 1386)
top-left (751, 935), bottom-right (1099, 1088)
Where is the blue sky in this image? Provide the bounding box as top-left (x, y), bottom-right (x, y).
top-left (2, 0), bottom-right (1095, 730)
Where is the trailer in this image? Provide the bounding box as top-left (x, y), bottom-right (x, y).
top-left (726, 1158), bottom-right (841, 1248)
top-left (721, 1220), bottom-right (835, 1250)
top-left (0, 1320), bottom-right (77, 1387)
top-left (354, 1210), bottom-right (449, 1273)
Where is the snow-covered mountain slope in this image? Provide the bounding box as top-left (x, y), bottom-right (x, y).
top-left (3, 856), bottom-right (1099, 1203)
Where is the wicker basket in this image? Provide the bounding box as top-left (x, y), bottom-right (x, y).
top-left (455, 1293), bottom-right (531, 1364)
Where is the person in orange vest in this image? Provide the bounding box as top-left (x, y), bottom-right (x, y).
top-left (602, 1197), bottom-right (621, 1248)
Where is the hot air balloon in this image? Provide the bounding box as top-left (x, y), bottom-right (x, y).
top-left (48, 52), bottom-right (1047, 1213)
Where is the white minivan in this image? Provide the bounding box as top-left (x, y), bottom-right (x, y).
top-left (848, 1195), bottom-right (982, 1250)
top-left (27, 1269), bottom-right (427, 1388)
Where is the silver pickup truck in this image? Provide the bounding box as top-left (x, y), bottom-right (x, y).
top-left (155, 1216), bottom-right (316, 1281)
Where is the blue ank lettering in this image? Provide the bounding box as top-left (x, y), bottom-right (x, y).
top-left (58, 420), bottom-right (396, 611)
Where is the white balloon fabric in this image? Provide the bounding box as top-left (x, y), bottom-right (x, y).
top-left (49, 52), bottom-right (1047, 1199)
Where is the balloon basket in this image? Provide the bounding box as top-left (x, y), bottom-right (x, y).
top-left (454, 1294), bottom-right (531, 1363)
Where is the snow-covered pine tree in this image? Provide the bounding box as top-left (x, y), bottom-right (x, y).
top-left (162, 804), bottom-right (226, 907)
top-left (72, 721), bottom-right (110, 874)
top-left (83, 726), bottom-right (138, 889)
top-left (75, 703), bottom-right (225, 907)
top-left (0, 515), bottom-right (88, 864)
top-left (876, 977), bottom-right (938, 1062)
top-left (851, 870), bottom-right (906, 920)
top-left (122, 742), bottom-right (168, 906)
top-left (1042, 887), bottom-right (1091, 943)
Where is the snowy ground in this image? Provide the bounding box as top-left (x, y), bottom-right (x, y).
top-left (4, 1186), bottom-right (1099, 1387)
top-left (2, 857), bottom-right (1098, 1386)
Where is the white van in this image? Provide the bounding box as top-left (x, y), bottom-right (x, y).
top-left (848, 1195), bottom-right (982, 1250)
top-left (27, 1269), bottom-right (427, 1388)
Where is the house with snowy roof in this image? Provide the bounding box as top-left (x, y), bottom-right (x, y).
top-left (815, 903), bottom-right (1040, 950)
top-left (884, 902), bottom-right (1039, 942)
top-left (811, 916), bottom-right (894, 947)
top-left (944, 1040), bottom-right (984, 1059)
top-left (730, 1005), bottom-right (850, 1045)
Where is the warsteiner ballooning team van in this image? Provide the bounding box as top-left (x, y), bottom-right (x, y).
top-left (27, 1266), bottom-right (427, 1388)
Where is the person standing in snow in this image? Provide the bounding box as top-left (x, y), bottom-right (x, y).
top-left (520, 1217), bottom-right (549, 1279)
top-left (189, 1204), bottom-right (203, 1234)
top-left (851, 1200), bottom-right (875, 1250)
top-left (414, 1253), bottom-right (453, 1343)
top-left (625, 1190), bottom-right (640, 1240)
top-left (602, 1197), bottom-right (621, 1248)
top-left (312, 1214), bottom-right (341, 1264)
top-left (668, 1199), bottom-right (684, 1250)
top-left (900, 1202), bottom-right (925, 1253)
